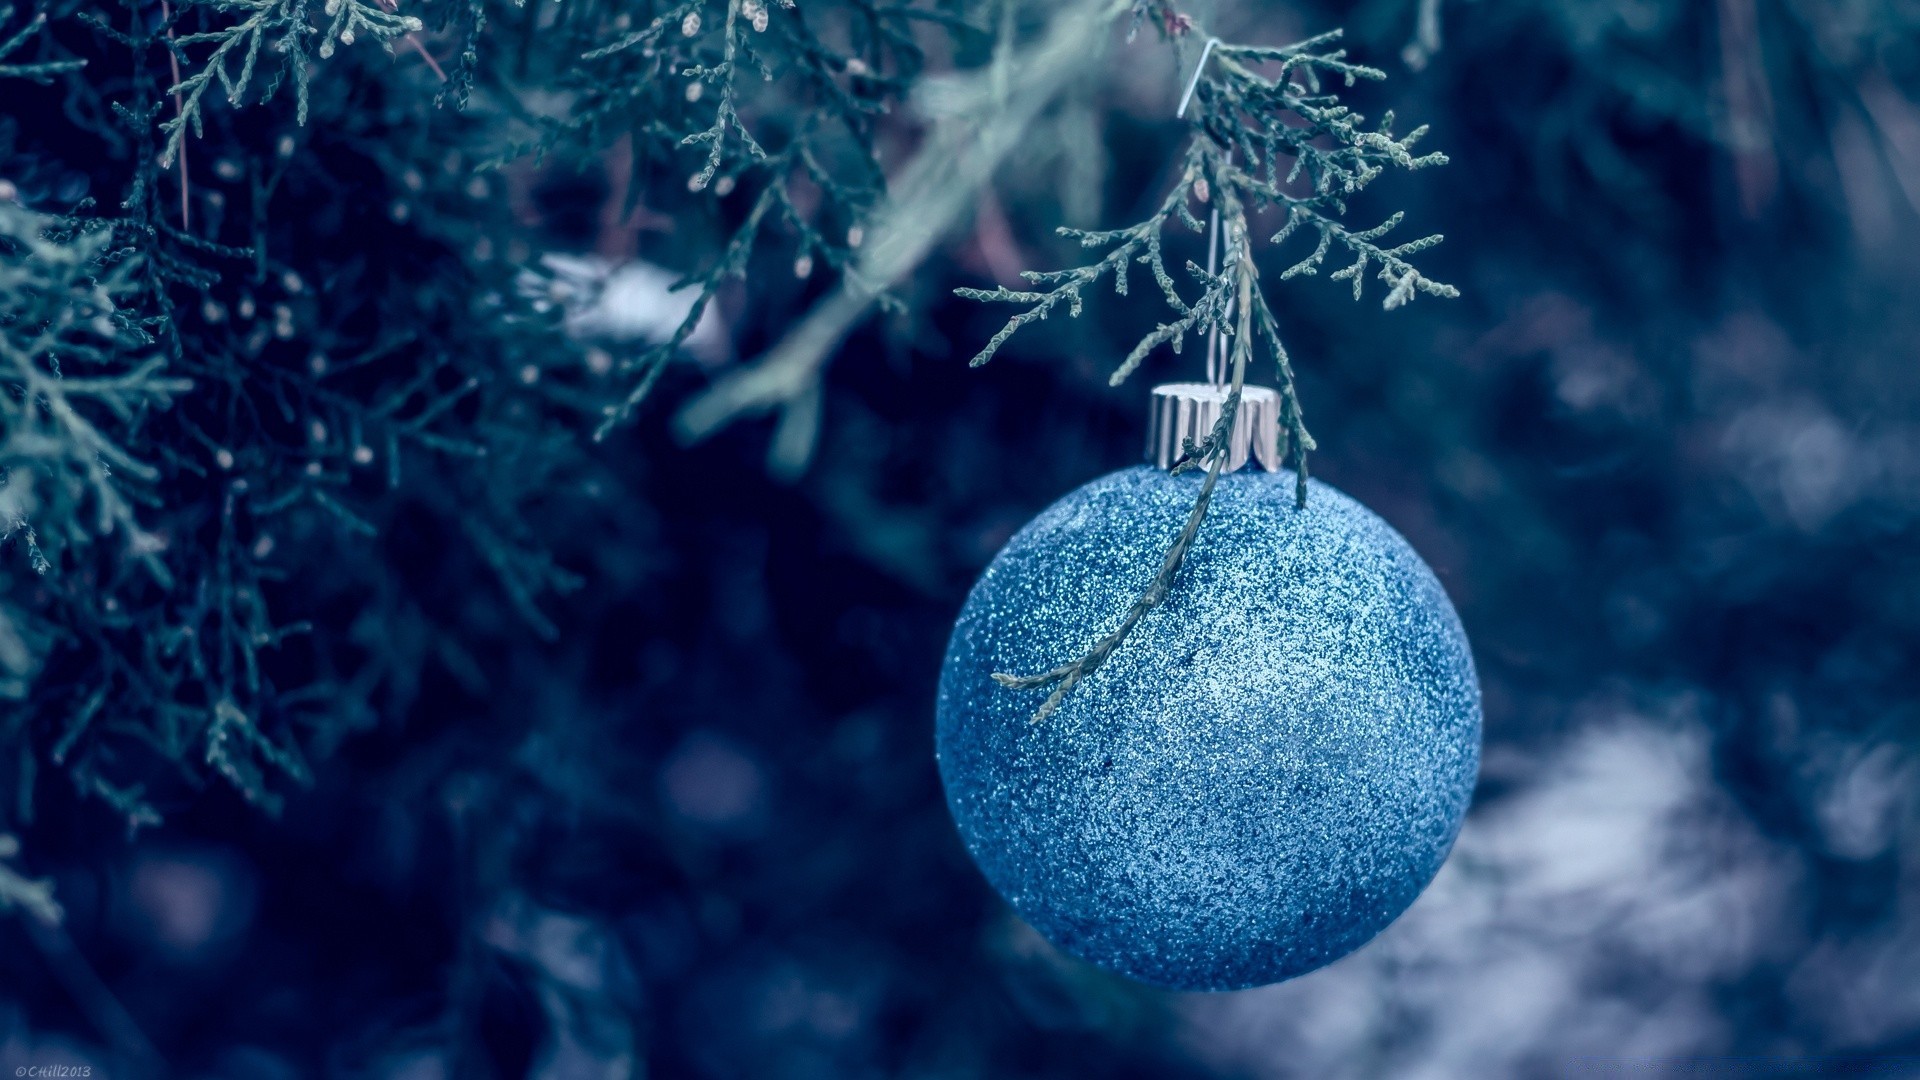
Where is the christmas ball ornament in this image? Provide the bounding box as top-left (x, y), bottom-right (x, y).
top-left (936, 384), bottom-right (1480, 991)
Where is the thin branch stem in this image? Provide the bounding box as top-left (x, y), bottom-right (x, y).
top-left (161, 0), bottom-right (188, 229)
top-left (994, 197), bottom-right (1258, 723)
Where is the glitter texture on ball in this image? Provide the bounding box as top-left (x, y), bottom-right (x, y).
top-left (936, 466), bottom-right (1481, 991)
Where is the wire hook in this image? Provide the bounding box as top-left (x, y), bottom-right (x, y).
top-left (1177, 37), bottom-right (1221, 120)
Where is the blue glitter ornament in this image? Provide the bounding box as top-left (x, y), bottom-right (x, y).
top-left (936, 465), bottom-right (1480, 991)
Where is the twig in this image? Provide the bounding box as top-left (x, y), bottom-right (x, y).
top-left (0, 11), bottom-right (87, 81)
top-left (994, 207), bottom-right (1258, 723)
top-left (161, 0), bottom-right (188, 229)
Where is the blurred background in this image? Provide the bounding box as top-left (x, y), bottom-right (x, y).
top-left (4, 0), bottom-right (1920, 1076)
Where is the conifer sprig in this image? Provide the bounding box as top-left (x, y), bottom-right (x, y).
top-left (993, 188), bottom-right (1261, 724)
top-left (955, 143), bottom-right (1221, 382)
top-left (0, 833), bottom-right (60, 924)
top-left (152, 0), bottom-right (426, 168)
top-left (962, 25), bottom-right (1455, 386)
top-left (0, 6), bottom-right (86, 81)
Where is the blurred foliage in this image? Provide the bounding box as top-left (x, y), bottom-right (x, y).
top-left (2, 0), bottom-right (606, 834)
top-left (0, 832), bottom-right (60, 922)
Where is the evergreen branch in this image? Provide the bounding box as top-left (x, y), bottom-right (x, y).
top-left (1250, 281), bottom-right (1316, 505)
top-left (0, 204), bottom-right (181, 579)
top-left (963, 17), bottom-right (1455, 453)
top-left (994, 206), bottom-right (1258, 723)
top-left (3, 8), bottom-right (600, 826)
top-left (0, 833), bottom-right (61, 924)
top-left (580, 0), bottom-right (703, 60)
top-left (205, 699), bottom-right (311, 815)
top-left (157, 0), bottom-right (423, 168)
top-left (0, 8), bottom-right (86, 81)
top-left (958, 21), bottom-right (1455, 402)
top-left (959, 146), bottom-right (1211, 374)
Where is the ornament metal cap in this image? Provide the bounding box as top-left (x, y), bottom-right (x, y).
top-left (1147, 382), bottom-right (1282, 474)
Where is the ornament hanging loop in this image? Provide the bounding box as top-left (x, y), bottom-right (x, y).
top-left (1182, 38), bottom-right (1232, 389)
top-left (1177, 37), bottom-right (1221, 120)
